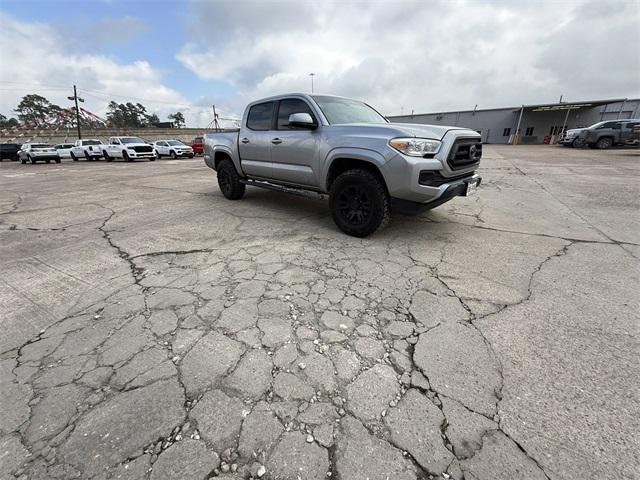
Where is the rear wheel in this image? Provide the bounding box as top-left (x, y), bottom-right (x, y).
top-left (329, 169), bottom-right (390, 237)
top-left (217, 159), bottom-right (245, 200)
top-left (596, 137), bottom-right (613, 149)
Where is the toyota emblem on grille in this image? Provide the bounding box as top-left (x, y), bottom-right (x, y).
top-left (469, 144), bottom-right (481, 160)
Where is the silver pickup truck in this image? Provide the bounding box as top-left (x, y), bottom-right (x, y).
top-left (204, 93), bottom-right (482, 237)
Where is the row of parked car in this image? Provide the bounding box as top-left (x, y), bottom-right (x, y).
top-left (561, 119), bottom-right (640, 148)
top-left (0, 136), bottom-right (206, 163)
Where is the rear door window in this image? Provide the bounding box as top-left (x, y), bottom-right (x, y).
top-left (247, 102), bottom-right (275, 131)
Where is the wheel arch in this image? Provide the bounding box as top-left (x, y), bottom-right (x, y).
top-left (325, 154), bottom-right (389, 193)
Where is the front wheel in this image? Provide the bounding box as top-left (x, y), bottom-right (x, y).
top-left (217, 159), bottom-right (245, 200)
top-left (170, 150), bottom-right (177, 159)
top-left (329, 169), bottom-right (390, 237)
top-left (70, 152), bottom-right (78, 161)
top-left (55, 158), bottom-right (61, 163)
top-left (572, 138), bottom-right (585, 148)
top-left (123, 151), bottom-right (133, 162)
top-left (596, 137), bottom-right (613, 149)
top-left (103, 150), bottom-right (112, 162)
top-left (154, 150), bottom-right (161, 159)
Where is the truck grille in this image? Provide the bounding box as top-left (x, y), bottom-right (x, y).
top-left (447, 137), bottom-right (482, 170)
top-left (132, 145), bottom-right (153, 153)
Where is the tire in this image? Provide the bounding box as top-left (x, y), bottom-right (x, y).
top-left (103, 150), bottom-right (112, 162)
top-left (189, 154), bottom-right (194, 158)
top-left (29, 155), bottom-right (36, 164)
top-left (572, 138), bottom-right (585, 148)
top-left (170, 150), bottom-right (177, 159)
top-left (55, 158), bottom-right (61, 164)
top-left (596, 137), bottom-right (613, 149)
top-left (149, 155), bottom-right (156, 162)
top-left (329, 169), bottom-right (390, 237)
top-left (154, 150), bottom-right (161, 159)
top-left (46, 159), bottom-right (51, 164)
top-left (70, 152), bottom-right (78, 161)
top-left (217, 159), bottom-right (246, 200)
top-left (85, 151), bottom-right (92, 161)
top-left (123, 150), bottom-right (133, 162)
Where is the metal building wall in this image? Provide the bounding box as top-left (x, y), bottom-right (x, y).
top-left (387, 99), bottom-right (640, 144)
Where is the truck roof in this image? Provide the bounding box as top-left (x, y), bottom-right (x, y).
top-left (246, 93), bottom-right (357, 105)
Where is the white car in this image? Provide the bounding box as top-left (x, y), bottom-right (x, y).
top-left (102, 136), bottom-right (156, 162)
top-left (70, 139), bottom-right (104, 161)
top-left (153, 140), bottom-right (194, 158)
top-left (19, 143), bottom-right (60, 164)
top-left (54, 143), bottom-right (74, 159)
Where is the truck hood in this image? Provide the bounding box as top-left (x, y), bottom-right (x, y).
top-left (339, 122), bottom-right (474, 140)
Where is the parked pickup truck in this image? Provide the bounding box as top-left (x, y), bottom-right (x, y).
top-left (70, 139), bottom-right (104, 161)
top-left (102, 136), bottom-right (156, 162)
top-left (580, 119), bottom-right (640, 149)
top-left (204, 93), bottom-right (482, 237)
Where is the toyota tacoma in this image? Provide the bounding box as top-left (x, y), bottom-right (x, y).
top-left (204, 94), bottom-right (482, 237)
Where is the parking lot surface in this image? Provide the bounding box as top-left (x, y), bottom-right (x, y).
top-left (0, 145), bottom-right (638, 480)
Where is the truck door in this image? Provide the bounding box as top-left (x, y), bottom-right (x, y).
top-left (269, 98), bottom-right (320, 186)
top-left (239, 101), bottom-right (275, 179)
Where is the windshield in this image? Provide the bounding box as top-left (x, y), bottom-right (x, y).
top-left (83, 140), bottom-right (101, 145)
top-left (167, 140), bottom-right (185, 146)
top-left (120, 137), bottom-right (144, 144)
top-left (312, 96), bottom-right (387, 125)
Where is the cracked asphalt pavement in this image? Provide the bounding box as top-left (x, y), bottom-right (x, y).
top-left (0, 145), bottom-right (638, 480)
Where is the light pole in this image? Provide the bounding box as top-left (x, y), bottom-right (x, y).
top-left (309, 73), bottom-right (315, 93)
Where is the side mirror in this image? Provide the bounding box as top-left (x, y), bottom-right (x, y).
top-left (288, 113), bottom-right (317, 129)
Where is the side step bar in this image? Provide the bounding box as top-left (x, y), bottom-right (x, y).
top-left (240, 178), bottom-right (326, 200)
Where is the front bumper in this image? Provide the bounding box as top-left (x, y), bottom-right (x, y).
top-left (174, 150), bottom-right (194, 157)
top-left (127, 151), bottom-right (156, 159)
top-left (391, 174), bottom-right (482, 215)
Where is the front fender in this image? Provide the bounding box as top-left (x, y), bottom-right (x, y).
top-left (321, 147), bottom-right (389, 190)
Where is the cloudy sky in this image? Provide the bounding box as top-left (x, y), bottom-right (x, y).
top-left (1, 0), bottom-right (638, 127)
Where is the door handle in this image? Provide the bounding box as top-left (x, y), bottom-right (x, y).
top-left (271, 138), bottom-right (282, 144)
top-left (240, 138), bottom-right (250, 144)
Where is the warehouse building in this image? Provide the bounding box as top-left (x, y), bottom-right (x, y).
top-left (387, 98), bottom-right (640, 144)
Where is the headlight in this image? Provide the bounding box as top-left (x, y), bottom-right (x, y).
top-left (389, 137), bottom-right (441, 157)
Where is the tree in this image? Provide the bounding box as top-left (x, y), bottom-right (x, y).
top-left (0, 113), bottom-right (19, 129)
top-left (14, 94), bottom-right (62, 126)
top-left (168, 111), bottom-right (185, 128)
top-left (106, 101), bottom-right (160, 128)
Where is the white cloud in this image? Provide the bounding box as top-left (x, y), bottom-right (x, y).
top-left (177, 0), bottom-right (640, 116)
top-left (0, 13), bottom-right (213, 127)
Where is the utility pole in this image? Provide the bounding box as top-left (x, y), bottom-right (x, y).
top-left (309, 73), bottom-right (315, 93)
top-left (67, 85), bottom-right (84, 139)
top-left (212, 105), bottom-right (220, 132)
